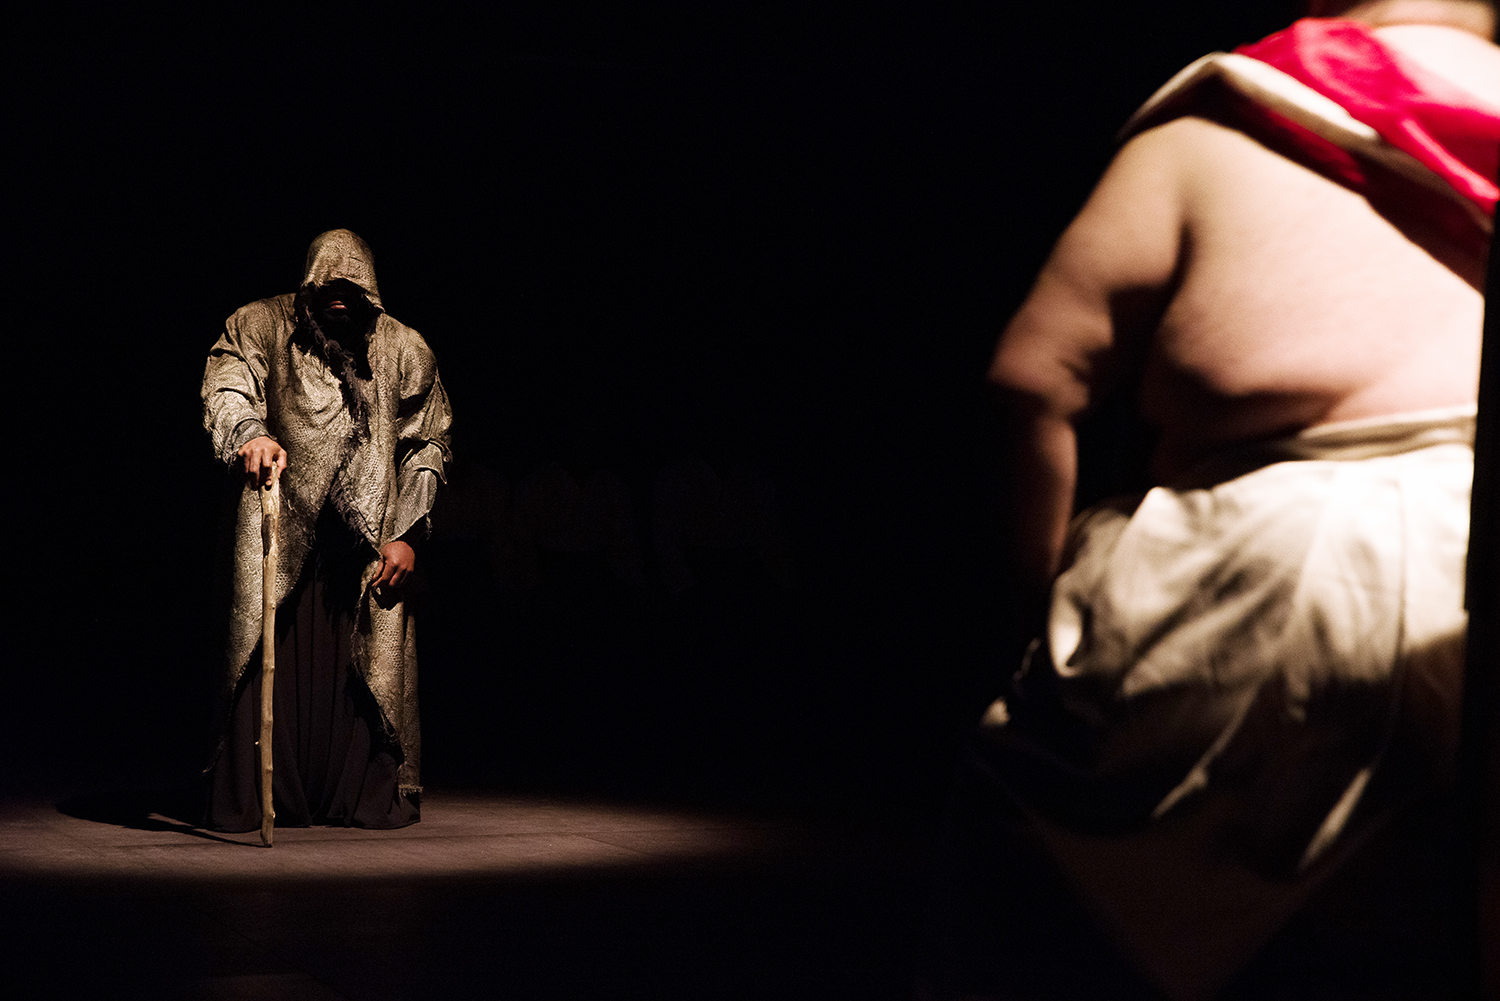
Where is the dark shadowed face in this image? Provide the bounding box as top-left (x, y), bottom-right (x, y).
top-left (310, 278), bottom-right (370, 333)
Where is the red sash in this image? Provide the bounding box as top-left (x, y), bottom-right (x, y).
top-left (1132, 19), bottom-right (1500, 255)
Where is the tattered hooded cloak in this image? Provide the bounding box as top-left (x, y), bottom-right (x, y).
top-left (202, 229), bottom-right (452, 793)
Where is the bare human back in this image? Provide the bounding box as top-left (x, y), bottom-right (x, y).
top-left (989, 0), bottom-right (1500, 584)
top-left (925, 8), bottom-right (1500, 997)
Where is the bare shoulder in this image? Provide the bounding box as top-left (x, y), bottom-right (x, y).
top-left (1079, 116), bottom-right (1287, 248)
top-left (1042, 119), bottom-right (1208, 296)
top-left (988, 122), bottom-right (1196, 402)
top-left (1375, 24), bottom-right (1500, 108)
top-left (1074, 119), bottom-right (1194, 227)
top-left (1134, 114), bottom-right (1325, 203)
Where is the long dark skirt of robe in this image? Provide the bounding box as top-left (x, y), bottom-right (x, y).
top-left (205, 506), bottom-right (419, 832)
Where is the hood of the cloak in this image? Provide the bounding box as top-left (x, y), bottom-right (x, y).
top-left (301, 229), bottom-right (384, 310)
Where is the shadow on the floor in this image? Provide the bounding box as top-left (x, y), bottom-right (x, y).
top-left (7, 790), bottom-right (921, 999)
top-left (56, 787), bottom-right (242, 845)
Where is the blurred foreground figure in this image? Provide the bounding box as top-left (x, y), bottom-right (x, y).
top-left (201, 229), bottom-right (451, 831)
top-left (928, 3), bottom-right (1500, 997)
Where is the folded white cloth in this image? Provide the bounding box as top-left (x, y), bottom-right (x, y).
top-left (989, 405), bottom-right (1473, 867)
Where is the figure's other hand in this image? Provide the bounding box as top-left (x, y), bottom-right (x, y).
top-left (374, 540), bottom-right (416, 592)
top-left (237, 436), bottom-right (287, 487)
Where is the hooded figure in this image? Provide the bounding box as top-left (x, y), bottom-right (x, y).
top-left (201, 229), bottom-right (451, 830)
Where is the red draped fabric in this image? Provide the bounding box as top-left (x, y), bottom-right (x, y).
top-left (1236, 18), bottom-right (1500, 213)
top-left (1134, 19), bottom-right (1500, 258)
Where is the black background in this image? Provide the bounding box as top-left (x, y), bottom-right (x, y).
top-left (10, 2), bottom-right (1303, 813)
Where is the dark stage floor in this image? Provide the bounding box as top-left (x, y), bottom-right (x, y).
top-left (0, 782), bottom-right (928, 1000)
top-left (3, 763), bottom-right (1468, 999)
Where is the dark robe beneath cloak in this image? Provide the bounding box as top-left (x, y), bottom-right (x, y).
top-left (205, 507), bottom-right (419, 832)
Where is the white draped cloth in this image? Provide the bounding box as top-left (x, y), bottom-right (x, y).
top-left (979, 406), bottom-right (1473, 996)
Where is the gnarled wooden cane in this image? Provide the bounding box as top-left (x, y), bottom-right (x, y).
top-left (258, 475), bottom-right (280, 847)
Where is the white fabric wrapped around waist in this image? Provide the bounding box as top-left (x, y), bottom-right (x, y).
top-left (997, 405), bottom-right (1473, 843)
top-left (1051, 405), bottom-right (1472, 695)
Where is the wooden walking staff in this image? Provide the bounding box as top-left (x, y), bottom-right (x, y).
top-left (258, 472), bottom-right (281, 847)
